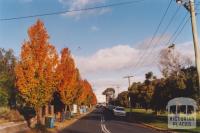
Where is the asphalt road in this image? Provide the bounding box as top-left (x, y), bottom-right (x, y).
top-left (59, 108), bottom-right (162, 133)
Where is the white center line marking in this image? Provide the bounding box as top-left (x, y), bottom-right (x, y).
top-left (100, 114), bottom-right (111, 133)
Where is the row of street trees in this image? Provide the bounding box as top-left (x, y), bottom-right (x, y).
top-left (115, 46), bottom-right (199, 114)
top-left (0, 20), bottom-right (97, 124)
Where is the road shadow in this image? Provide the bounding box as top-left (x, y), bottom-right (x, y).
top-left (59, 129), bottom-right (89, 133)
top-left (58, 110), bottom-right (101, 133)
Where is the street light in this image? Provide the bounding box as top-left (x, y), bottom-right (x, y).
top-left (176, 0), bottom-right (190, 11)
top-left (176, 0), bottom-right (200, 95)
top-left (176, 0), bottom-right (182, 4)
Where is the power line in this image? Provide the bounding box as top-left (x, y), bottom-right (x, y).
top-left (166, 13), bottom-right (189, 45)
top-left (136, 13), bottom-right (189, 75)
top-left (0, 0), bottom-right (146, 21)
top-left (146, 2), bottom-right (199, 72)
top-left (149, 15), bottom-right (190, 70)
top-left (158, 17), bottom-right (189, 64)
top-left (133, 0), bottom-right (173, 71)
top-left (152, 6), bottom-right (181, 45)
top-left (171, 17), bottom-right (190, 43)
top-left (138, 5), bottom-right (181, 69)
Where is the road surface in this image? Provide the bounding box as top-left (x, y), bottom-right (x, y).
top-left (60, 108), bottom-right (162, 133)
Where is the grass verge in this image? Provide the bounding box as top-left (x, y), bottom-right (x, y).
top-left (125, 108), bottom-right (200, 133)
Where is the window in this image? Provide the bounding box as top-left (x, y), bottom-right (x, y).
top-left (187, 105), bottom-right (194, 114)
top-left (116, 108), bottom-right (125, 111)
top-left (170, 105), bottom-right (176, 114)
top-left (177, 105), bottom-right (186, 114)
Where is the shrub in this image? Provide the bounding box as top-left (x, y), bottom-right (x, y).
top-left (6, 110), bottom-right (25, 122)
top-left (0, 106), bottom-right (10, 115)
top-left (0, 89), bottom-right (8, 106)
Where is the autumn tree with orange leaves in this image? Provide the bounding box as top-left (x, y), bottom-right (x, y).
top-left (91, 92), bottom-right (97, 105)
top-left (72, 69), bottom-right (83, 105)
top-left (77, 80), bottom-right (97, 106)
top-left (56, 48), bottom-right (78, 111)
top-left (15, 20), bottom-right (58, 124)
top-left (56, 50), bottom-right (96, 110)
top-left (15, 19), bottom-right (97, 124)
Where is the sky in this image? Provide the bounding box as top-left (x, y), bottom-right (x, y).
top-left (0, 0), bottom-right (200, 102)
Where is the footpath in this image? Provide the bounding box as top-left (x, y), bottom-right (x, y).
top-left (0, 121), bottom-right (28, 133)
top-left (0, 110), bottom-right (92, 133)
top-left (47, 111), bottom-right (91, 133)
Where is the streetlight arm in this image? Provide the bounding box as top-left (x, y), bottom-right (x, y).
top-left (176, 0), bottom-right (191, 11)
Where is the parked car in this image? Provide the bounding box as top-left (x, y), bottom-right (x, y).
top-left (113, 107), bottom-right (126, 117)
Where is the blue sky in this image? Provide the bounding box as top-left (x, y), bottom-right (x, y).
top-left (0, 0), bottom-right (200, 102)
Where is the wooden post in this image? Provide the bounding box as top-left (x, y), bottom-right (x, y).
top-left (50, 105), bottom-right (54, 116)
top-left (45, 105), bottom-right (49, 116)
top-left (40, 107), bottom-right (45, 125)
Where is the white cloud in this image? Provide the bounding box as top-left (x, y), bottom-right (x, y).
top-left (74, 44), bottom-right (155, 102)
top-left (73, 38), bottom-right (195, 102)
top-left (176, 41), bottom-right (195, 63)
top-left (58, 0), bottom-right (111, 18)
top-left (74, 45), bottom-right (139, 74)
top-left (91, 26), bottom-right (100, 31)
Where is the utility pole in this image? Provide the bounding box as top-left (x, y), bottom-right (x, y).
top-left (124, 75), bottom-right (134, 88)
top-left (124, 75), bottom-right (134, 116)
top-left (115, 85), bottom-right (120, 106)
top-left (176, 0), bottom-right (200, 95)
top-left (116, 85), bottom-right (120, 97)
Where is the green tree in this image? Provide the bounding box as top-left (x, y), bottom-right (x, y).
top-left (142, 72), bottom-right (155, 110)
top-left (129, 82), bottom-right (141, 107)
top-left (117, 91), bottom-right (129, 107)
top-left (102, 88), bottom-right (115, 104)
top-left (181, 66), bottom-right (199, 103)
top-left (0, 89), bottom-right (8, 106)
top-left (151, 78), bottom-right (168, 114)
top-left (0, 48), bottom-right (16, 107)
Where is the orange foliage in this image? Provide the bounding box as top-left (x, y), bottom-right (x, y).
top-left (77, 80), bottom-right (97, 105)
top-left (56, 48), bottom-right (78, 105)
top-left (15, 20), bottom-right (58, 110)
top-left (91, 92), bottom-right (97, 105)
top-left (15, 19), bottom-right (96, 116)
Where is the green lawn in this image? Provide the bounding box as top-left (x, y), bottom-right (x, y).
top-left (125, 108), bottom-right (200, 133)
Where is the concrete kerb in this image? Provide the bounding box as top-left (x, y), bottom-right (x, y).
top-left (47, 109), bottom-right (94, 132)
top-left (137, 122), bottom-right (178, 133)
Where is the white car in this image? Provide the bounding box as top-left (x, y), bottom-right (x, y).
top-left (113, 107), bottom-right (126, 117)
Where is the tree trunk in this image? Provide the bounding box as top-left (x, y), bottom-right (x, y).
top-left (67, 104), bottom-right (71, 112)
top-left (45, 105), bottom-right (49, 117)
top-left (77, 105), bottom-right (80, 114)
top-left (36, 107), bottom-right (42, 125)
top-left (64, 105), bottom-right (67, 113)
top-left (50, 105), bottom-right (54, 116)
